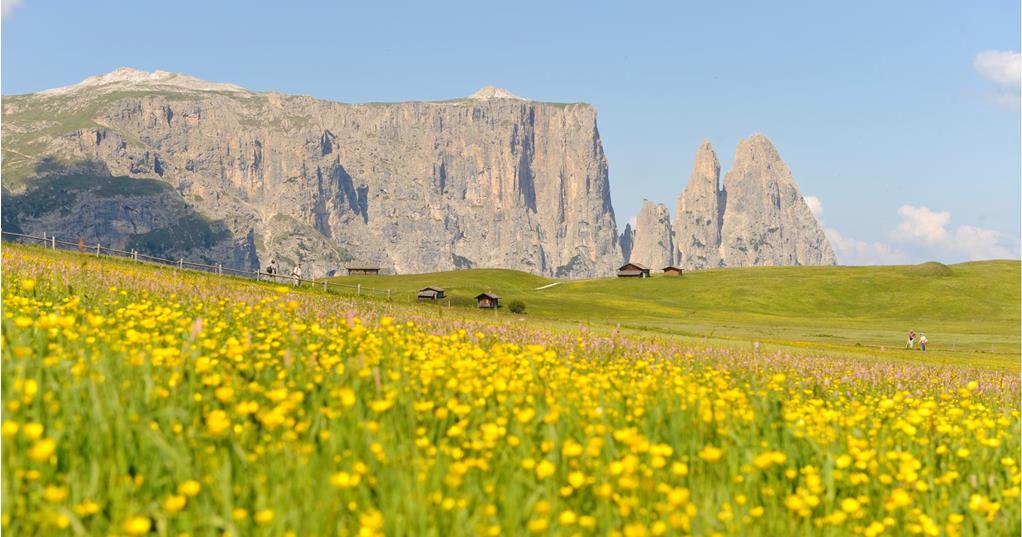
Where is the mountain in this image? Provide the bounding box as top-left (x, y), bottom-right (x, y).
top-left (673, 135), bottom-right (836, 269)
top-left (618, 223), bottom-right (635, 266)
top-left (2, 68), bottom-right (621, 277)
top-left (673, 140), bottom-right (724, 269)
top-left (628, 199), bottom-right (674, 269)
top-left (718, 135), bottom-right (836, 266)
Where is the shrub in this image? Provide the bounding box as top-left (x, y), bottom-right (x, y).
top-left (508, 300), bottom-right (526, 314)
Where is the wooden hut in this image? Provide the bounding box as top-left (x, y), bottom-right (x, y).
top-left (616, 262), bottom-right (651, 278)
top-left (417, 287), bottom-right (446, 300)
top-left (662, 266), bottom-right (684, 276)
top-left (346, 265), bottom-right (380, 276)
top-left (474, 292), bottom-right (500, 309)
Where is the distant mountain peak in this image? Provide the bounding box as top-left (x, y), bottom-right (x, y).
top-left (468, 85), bottom-right (525, 100)
top-left (36, 67), bottom-right (249, 97)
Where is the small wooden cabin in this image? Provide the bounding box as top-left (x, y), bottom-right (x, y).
top-left (417, 287), bottom-right (446, 300)
top-left (346, 265), bottom-right (380, 276)
top-left (662, 266), bottom-right (684, 276)
top-left (474, 292), bottom-right (500, 309)
top-left (616, 263), bottom-right (651, 278)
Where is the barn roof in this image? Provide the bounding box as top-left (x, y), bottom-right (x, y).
top-left (618, 262), bottom-right (649, 271)
top-left (474, 292), bottom-right (500, 300)
top-left (419, 286), bottom-right (445, 292)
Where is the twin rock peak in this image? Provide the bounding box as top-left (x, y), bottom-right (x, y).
top-left (622, 134), bottom-right (836, 270)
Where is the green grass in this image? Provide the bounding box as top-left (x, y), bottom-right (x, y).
top-left (3, 243), bottom-right (1017, 537)
top-left (3, 242), bottom-right (1018, 372)
top-left (327, 261), bottom-right (1021, 372)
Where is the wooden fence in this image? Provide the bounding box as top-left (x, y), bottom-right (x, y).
top-left (0, 230), bottom-right (398, 300)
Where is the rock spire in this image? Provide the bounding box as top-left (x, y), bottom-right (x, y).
top-left (672, 134), bottom-right (836, 269)
top-left (629, 199), bottom-right (674, 269)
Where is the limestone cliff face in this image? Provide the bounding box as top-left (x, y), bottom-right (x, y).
top-left (2, 69), bottom-right (621, 277)
top-left (1, 175), bottom-right (258, 268)
top-left (628, 200), bottom-right (674, 269)
top-left (719, 135), bottom-right (836, 266)
top-left (618, 223), bottom-right (635, 265)
top-left (673, 141), bottom-right (724, 269)
top-left (672, 135), bottom-right (836, 268)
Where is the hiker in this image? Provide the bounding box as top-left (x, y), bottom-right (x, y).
top-left (919, 334), bottom-right (928, 352)
top-left (906, 330), bottom-right (916, 349)
top-left (291, 263), bottom-right (303, 287)
top-left (266, 259), bottom-right (277, 279)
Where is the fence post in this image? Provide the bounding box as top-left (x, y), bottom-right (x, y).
top-left (357, 284), bottom-right (361, 297)
top-left (178, 259), bottom-right (184, 269)
top-left (218, 264), bottom-right (222, 276)
top-left (42, 232), bottom-right (46, 244)
top-left (51, 237), bottom-right (56, 250)
top-left (96, 243), bottom-right (101, 256)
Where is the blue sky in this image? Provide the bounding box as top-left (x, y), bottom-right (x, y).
top-left (3, 0), bottom-right (1019, 264)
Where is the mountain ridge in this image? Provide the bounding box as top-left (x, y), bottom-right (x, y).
top-left (2, 68), bottom-right (621, 278)
top-left (4, 68), bottom-right (837, 276)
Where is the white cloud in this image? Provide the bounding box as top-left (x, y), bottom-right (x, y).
top-left (811, 198), bottom-right (1015, 265)
top-left (803, 195), bottom-right (823, 219)
top-left (975, 50), bottom-right (1022, 88)
top-left (825, 227), bottom-right (910, 265)
top-left (892, 205), bottom-right (950, 244)
top-left (892, 204), bottom-right (1016, 261)
top-left (809, 195), bottom-right (908, 265)
top-left (952, 225), bottom-right (1011, 260)
top-left (2, 0), bottom-right (23, 20)
top-left (974, 50), bottom-right (1021, 109)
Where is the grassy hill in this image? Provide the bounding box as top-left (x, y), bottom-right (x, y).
top-left (328, 261), bottom-right (1021, 371)
top-left (3, 243), bottom-right (1017, 371)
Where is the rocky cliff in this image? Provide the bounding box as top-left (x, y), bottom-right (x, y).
top-left (628, 200), bottom-right (674, 269)
top-left (719, 135), bottom-right (836, 266)
top-left (618, 223), bottom-right (635, 265)
top-left (2, 68), bottom-right (621, 277)
top-left (673, 141), bottom-right (724, 269)
top-left (672, 135), bottom-right (836, 269)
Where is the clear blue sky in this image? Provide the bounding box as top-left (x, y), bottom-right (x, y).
top-left (3, 0), bottom-right (1019, 264)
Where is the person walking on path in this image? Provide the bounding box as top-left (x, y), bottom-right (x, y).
top-left (906, 330), bottom-right (916, 349)
top-left (291, 263), bottom-right (303, 287)
top-left (919, 334), bottom-right (928, 352)
top-left (266, 259), bottom-right (277, 280)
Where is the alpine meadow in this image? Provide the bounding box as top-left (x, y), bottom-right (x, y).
top-left (2, 245), bottom-right (1019, 536)
top-left (3, 2), bottom-right (1020, 536)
